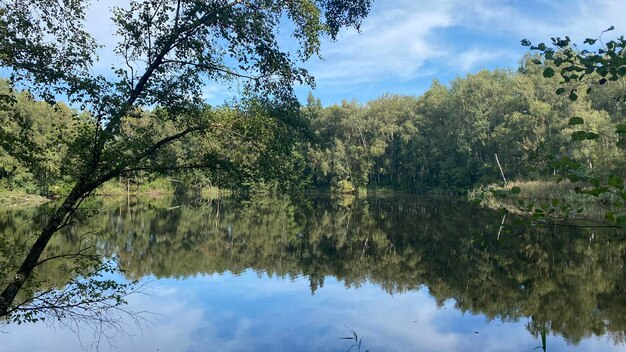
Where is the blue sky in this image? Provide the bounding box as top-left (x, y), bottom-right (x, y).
top-left (81, 0), bottom-right (626, 107)
top-left (292, 0), bottom-right (626, 105)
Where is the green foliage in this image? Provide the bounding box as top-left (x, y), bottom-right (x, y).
top-left (303, 60), bottom-right (624, 194)
top-left (521, 27), bottom-right (626, 228)
top-left (335, 179), bottom-right (356, 194)
top-left (0, 0), bottom-right (373, 320)
top-left (0, 80), bottom-right (83, 197)
top-left (0, 85), bottom-right (310, 199)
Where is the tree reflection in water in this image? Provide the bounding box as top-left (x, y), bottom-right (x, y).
top-left (1, 193), bottom-right (625, 347)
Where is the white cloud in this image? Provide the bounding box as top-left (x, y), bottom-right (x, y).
top-left (447, 48), bottom-right (518, 72)
top-left (84, 0), bottom-right (128, 74)
top-left (452, 0), bottom-right (626, 43)
top-left (304, 0), bottom-right (626, 91)
top-left (4, 274), bottom-right (625, 352)
top-left (306, 1), bottom-right (455, 84)
top-left (76, 0), bottom-right (626, 103)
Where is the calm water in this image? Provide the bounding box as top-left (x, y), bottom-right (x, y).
top-left (1, 194), bottom-right (625, 351)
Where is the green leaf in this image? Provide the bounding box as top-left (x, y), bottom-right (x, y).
top-left (510, 186), bottom-right (521, 195)
top-left (555, 87), bottom-right (566, 95)
top-left (584, 38), bottom-right (597, 45)
top-left (567, 117), bottom-right (584, 125)
top-left (585, 132), bottom-right (599, 140)
top-left (616, 124), bottom-right (626, 134)
top-left (571, 131), bottom-right (587, 141)
top-left (543, 67), bottom-right (555, 78)
top-left (569, 91), bottom-right (578, 101)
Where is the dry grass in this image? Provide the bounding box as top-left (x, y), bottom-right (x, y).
top-left (499, 180), bottom-right (579, 200)
top-left (0, 191), bottom-right (50, 208)
top-left (469, 179), bottom-right (620, 222)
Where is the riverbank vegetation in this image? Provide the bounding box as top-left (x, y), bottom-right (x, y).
top-left (0, 0), bottom-right (624, 341)
top-left (3, 52), bottom-right (624, 200)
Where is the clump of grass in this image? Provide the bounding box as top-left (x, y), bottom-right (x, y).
top-left (95, 180), bottom-right (127, 195)
top-left (0, 190), bottom-right (49, 208)
top-left (138, 178), bottom-right (175, 195)
top-left (200, 186), bottom-right (231, 199)
top-left (340, 327), bottom-right (369, 352)
top-left (500, 180), bottom-right (578, 200)
top-left (469, 179), bottom-right (621, 222)
top-left (95, 178), bottom-right (176, 196)
top-left (469, 180), bottom-right (580, 202)
top-left (334, 179), bottom-right (356, 194)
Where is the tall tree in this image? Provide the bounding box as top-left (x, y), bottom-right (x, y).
top-left (0, 0), bottom-right (372, 317)
top-left (521, 28), bottom-right (626, 227)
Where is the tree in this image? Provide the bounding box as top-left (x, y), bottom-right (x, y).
top-left (0, 0), bottom-right (372, 318)
top-left (521, 27), bottom-right (626, 227)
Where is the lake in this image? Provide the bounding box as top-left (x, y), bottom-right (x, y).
top-left (1, 194), bottom-right (625, 351)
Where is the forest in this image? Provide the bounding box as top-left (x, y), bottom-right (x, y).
top-left (1, 1), bottom-right (626, 349)
top-left (2, 55), bottom-right (625, 197)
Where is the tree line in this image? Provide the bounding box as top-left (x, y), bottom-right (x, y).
top-left (301, 55), bottom-right (625, 193)
top-left (0, 83), bottom-right (307, 197)
top-left (3, 54), bottom-right (624, 196)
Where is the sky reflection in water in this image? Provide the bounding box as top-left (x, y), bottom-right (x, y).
top-left (2, 195), bottom-right (625, 351)
top-left (3, 270), bottom-right (622, 352)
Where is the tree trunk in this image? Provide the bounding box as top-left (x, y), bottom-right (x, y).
top-left (0, 183), bottom-right (87, 317)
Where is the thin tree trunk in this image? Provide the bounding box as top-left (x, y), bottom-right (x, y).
top-left (495, 153), bottom-right (507, 185)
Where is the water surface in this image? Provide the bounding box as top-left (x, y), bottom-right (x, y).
top-left (1, 194), bottom-right (625, 351)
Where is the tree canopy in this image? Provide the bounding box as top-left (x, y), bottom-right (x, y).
top-left (0, 0), bottom-right (372, 319)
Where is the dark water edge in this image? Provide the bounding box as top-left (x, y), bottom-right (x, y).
top-left (1, 193), bottom-right (625, 351)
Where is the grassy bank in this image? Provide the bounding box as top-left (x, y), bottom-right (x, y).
top-left (0, 190), bottom-right (50, 208)
top-left (1, 178), bottom-right (233, 209)
top-left (95, 178), bottom-right (177, 196)
top-left (469, 180), bottom-right (581, 201)
top-left (469, 180), bottom-right (621, 222)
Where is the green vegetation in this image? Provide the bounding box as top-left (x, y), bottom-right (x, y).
top-left (0, 82), bottom-right (309, 201)
top-left (469, 180), bottom-right (623, 222)
top-left (0, 0), bottom-right (372, 319)
top-left (0, 0), bottom-right (624, 338)
top-left (515, 28), bottom-right (626, 227)
top-left (0, 190), bottom-right (49, 207)
top-left (300, 57), bottom-right (624, 194)
top-left (5, 52), bottom-right (625, 200)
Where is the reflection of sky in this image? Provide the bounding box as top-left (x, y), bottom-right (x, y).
top-left (3, 271), bottom-right (623, 352)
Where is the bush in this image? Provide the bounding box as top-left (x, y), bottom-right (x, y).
top-left (335, 179), bottom-right (355, 194)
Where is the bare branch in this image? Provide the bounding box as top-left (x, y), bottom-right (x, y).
top-left (162, 59), bottom-right (259, 80)
top-left (35, 246), bottom-right (98, 268)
